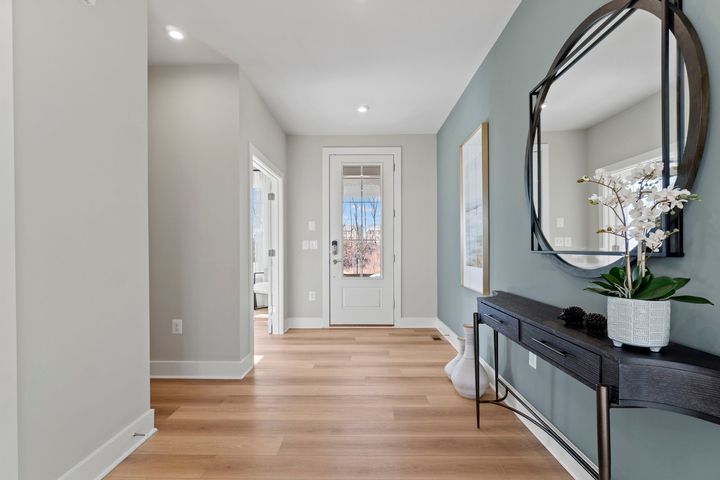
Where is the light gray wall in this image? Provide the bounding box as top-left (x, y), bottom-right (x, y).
top-left (13, 1), bottom-right (150, 479)
top-left (286, 135), bottom-right (437, 320)
top-left (149, 65), bottom-right (286, 364)
top-left (237, 70), bottom-right (287, 354)
top-left (149, 65), bottom-right (241, 361)
top-left (0, 0), bottom-right (17, 478)
top-left (437, 0), bottom-right (720, 478)
top-left (542, 130), bottom-right (590, 249)
top-left (587, 91), bottom-right (663, 171)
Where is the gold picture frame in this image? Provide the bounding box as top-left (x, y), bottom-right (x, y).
top-left (460, 122), bottom-right (490, 295)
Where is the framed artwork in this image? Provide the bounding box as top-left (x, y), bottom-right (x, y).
top-left (460, 122), bottom-right (489, 295)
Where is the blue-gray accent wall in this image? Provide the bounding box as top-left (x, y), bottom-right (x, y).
top-left (437, 1), bottom-right (720, 478)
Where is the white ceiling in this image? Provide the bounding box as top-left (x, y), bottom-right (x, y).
top-left (148, 0), bottom-right (521, 135)
top-left (542, 10), bottom-right (679, 131)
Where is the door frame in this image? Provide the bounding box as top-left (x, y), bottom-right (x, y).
top-left (248, 144), bottom-right (285, 337)
top-left (0, 0), bottom-right (18, 476)
top-left (322, 147), bottom-right (402, 328)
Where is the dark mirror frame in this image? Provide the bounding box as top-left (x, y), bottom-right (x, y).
top-left (526, 0), bottom-right (709, 278)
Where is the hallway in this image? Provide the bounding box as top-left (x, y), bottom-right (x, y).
top-left (108, 328), bottom-right (569, 479)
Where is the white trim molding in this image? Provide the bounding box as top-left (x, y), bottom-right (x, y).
top-left (0, 0), bottom-right (17, 477)
top-left (58, 409), bottom-right (156, 480)
top-left (435, 318), bottom-right (594, 480)
top-left (286, 317), bottom-right (325, 330)
top-left (434, 318), bottom-right (463, 351)
top-left (249, 143), bottom-right (285, 337)
top-left (396, 317), bottom-right (438, 328)
top-left (286, 317), bottom-right (441, 332)
top-left (150, 354), bottom-right (254, 379)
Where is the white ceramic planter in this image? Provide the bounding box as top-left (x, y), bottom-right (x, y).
top-left (607, 297), bottom-right (671, 352)
top-left (451, 324), bottom-right (489, 399)
top-left (444, 337), bottom-right (464, 378)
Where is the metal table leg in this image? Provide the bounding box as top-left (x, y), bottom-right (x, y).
top-left (596, 384), bottom-right (611, 480)
top-left (473, 313), bottom-right (480, 428)
top-left (493, 329), bottom-right (499, 400)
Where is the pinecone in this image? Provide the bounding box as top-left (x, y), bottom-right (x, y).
top-left (558, 306), bottom-right (586, 329)
top-left (584, 313), bottom-right (608, 338)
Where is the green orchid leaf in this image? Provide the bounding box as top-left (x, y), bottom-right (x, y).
top-left (585, 287), bottom-right (616, 297)
top-left (672, 278), bottom-right (691, 291)
top-left (591, 281), bottom-right (617, 291)
top-left (659, 289), bottom-right (677, 300)
top-left (634, 277), bottom-right (678, 300)
top-left (668, 295), bottom-right (715, 305)
top-left (600, 274), bottom-right (622, 287)
top-left (609, 267), bottom-right (625, 283)
top-left (634, 272), bottom-right (656, 295)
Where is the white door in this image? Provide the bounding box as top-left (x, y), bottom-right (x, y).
top-left (265, 185), bottom-right (275, 334)
top-left (330, 154), bottom-right (395, 325)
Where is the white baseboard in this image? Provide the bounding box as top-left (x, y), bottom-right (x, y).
top-left (150, 354), bottom-right (253, 379)
top-left (286, 317), bottom-right (324, 329)
top-left (434, 317), bottom-right (463, 351)
top-left (396, 317), bottom-right (438, 328)
top-left (286, 316), bottom-right (441, 329)
top-left (434, 319), bottom-right (595, 480)
top-left (59, 409), bottom-right (155, 480)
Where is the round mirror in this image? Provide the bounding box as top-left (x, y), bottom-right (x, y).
top-left (527, 0), bottom-right (708, 276)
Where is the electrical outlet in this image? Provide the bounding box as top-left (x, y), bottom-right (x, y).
top-left (564, 237), bottom-right (573, 247)
top-left (308, 291), bottom-right (317, 302)
top-left (172, 319), bottom-right (183, 335)
top-left (529, 352), bottom-right (537, 369)
top-left (308, 221), bottom-right (316, 232)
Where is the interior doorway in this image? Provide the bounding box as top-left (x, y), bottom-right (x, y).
top-left (250, 145), bottom-right (284, 338)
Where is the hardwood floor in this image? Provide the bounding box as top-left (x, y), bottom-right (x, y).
top-left (108, 328), bottom-right (570, 479)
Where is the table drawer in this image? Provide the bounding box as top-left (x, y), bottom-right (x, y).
top-left (521, 323), bottom-right (601, 386)
top-left (478, 303), bottom-right (519, 341)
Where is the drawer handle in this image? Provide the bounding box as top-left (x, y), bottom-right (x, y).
top-left (483, 313), bottom-right (504, 324)
top-left (531, 338), bottom-right (568, 357)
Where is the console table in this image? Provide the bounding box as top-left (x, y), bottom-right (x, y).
top-left (474, 291), bottom-right (720, 480)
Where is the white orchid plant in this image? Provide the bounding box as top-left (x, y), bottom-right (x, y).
top-left (578, 163), bottom-right (712, 304)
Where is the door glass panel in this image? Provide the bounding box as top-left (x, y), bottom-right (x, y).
top-left (342, 164), bottom-right (383, 278)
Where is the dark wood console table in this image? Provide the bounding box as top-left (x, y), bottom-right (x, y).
top-left (474, 291), bottom-right (720, 480)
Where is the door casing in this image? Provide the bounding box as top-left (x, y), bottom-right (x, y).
top-left (322, 147), bottom-right (402, 328)
top-left (248, 144), bottom-right (285, 339)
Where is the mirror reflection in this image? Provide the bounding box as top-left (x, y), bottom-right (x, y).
top-left (533, 10), bottom-right (688, 269)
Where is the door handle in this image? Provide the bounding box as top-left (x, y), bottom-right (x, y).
top-left (333, 259), bottom-right (341, 264)
top-left (331, 240), bottom-right (338, 256)
top-left (483, 313), bottom-right (504, 324)
top-left (531, 338), bottom-right (568, 357)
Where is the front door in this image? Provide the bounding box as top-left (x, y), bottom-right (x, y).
top-left (329, 153), bottom-right (395, 325)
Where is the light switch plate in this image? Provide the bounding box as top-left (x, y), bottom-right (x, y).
top-left (556, 217), bottom-right (565, 228)
top-left (564, 237), bottom-right (573, 247)
top-left (529, 352), bottom-right (537, 369)
top-left (554, 237), bottom-right (564, 247)
top-left (172, 319), bottom-right (183, 335)
top-left (302, 240), bottom-right (309, 250)
top-left (309, 240), bottom-right (318, 250)
top-left (308, 291), bottom-right (317, 302)
top-left (308, 221), bottom-right (316, 232)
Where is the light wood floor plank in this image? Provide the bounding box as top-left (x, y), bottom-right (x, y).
top-left (110, 327), bottom-right (570, 479)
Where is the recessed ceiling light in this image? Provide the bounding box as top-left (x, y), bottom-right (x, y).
top-left (166, 25), bottom-right (185, 41)
top-left (357, 104), bottom-right (370, 114)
